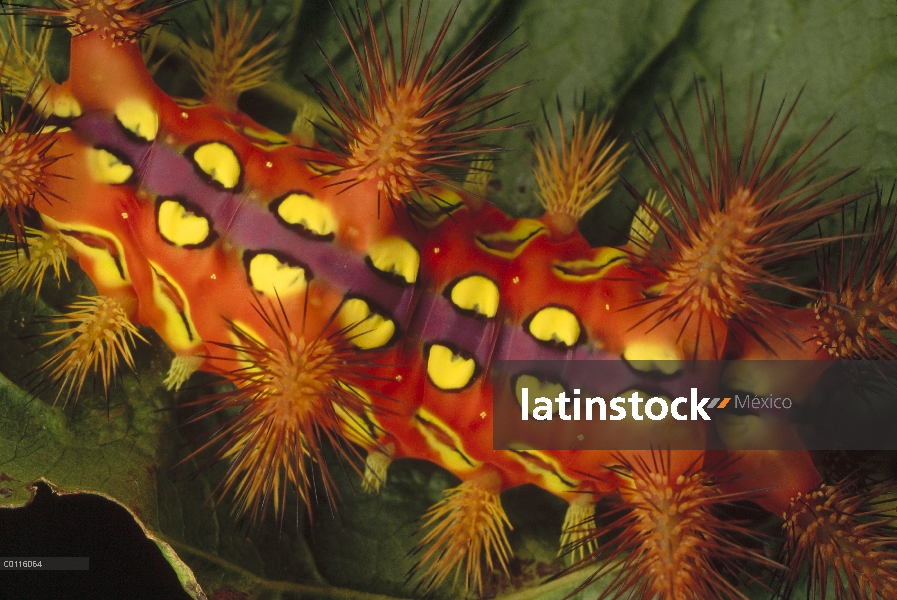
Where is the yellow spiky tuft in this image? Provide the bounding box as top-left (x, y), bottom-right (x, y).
top-left (780, 478), bottom-right (897, 599)
top-left (0, 226), bottom-right (69, 299)
top-left (180, 299), bottom-right (378, 525)
top-left (627, 190), bottom-right (667, 257)
top-left (534, 107), bottom-right (627, 236)
top-left (36, 295), bottom-right (145, 406)
top-left (162, 354), bottom-right (203, 391)
top-left (462, 155), bottom-right (494, 201)
top-left (558, 494), bottom-right (598, 564)
top-left (411, 468), bottom-right (512, 596)
top-left (6, 0), bottom-right (186, 47)
top-left (0, 15), bottom-right (55, 101)
top-left (361, 447), bottom-right (393, 494)
top-left (184, 0), bottom-right (284, 111)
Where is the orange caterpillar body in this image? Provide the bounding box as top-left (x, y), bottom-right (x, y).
top-left (3, 1), bottom-right (897, 598)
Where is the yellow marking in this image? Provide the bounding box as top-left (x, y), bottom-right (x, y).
top-left (528, 306), bottom-right (581, 347)
top-left (622, 341), bottom-right (684, 375)
top-left (333, 381), bottom-right (379, 447)
top-left (265, 161), bottom-right (273, 168)
top-left (157, 199), bottom-right (212, 247)
top-left (43, 215), bottom-right (130, 289)
top-left (475, 219), bottom-right (546, 258)
top-left (368, 237), bottom-right (420, 284)
top-left (247, 253), bottom-right (307, 297)
top-left (552, 247), bottom-right (629, 281)
top-left (115, 98), bottom-right (159, 141)
top-left (51, 94), bottom-right (81, 118)
top-left (417, 189), bottom-right (464, 212)
top-left (505, 449), bottom-right (578, 494)
top-left (449, 275), bottom-right (499, 318)
top-left (192, 142), bottom-right (241, 189)
top-left (40, 126), bottom-right (72, 134)
top-left (412, 189), bottom-right (465, 225)
top-left (147, 260), bottom-right (197, 351)
top-left (240, 126), bottom-right (289, 147)
top-left (339, 298), bottom-right (395, 349)
top-left (87, 148), bottom-right (133, 184)
top-left (414, 408), bottom-right (480, 474)
top-left (426, 344), bottom-right (476, 390)
top-left (306, 161), bottom-right (340, 176)
top-left (174, 97), bottom-right (205, 108)
top-left (276, 193), bottom-right (336, 237)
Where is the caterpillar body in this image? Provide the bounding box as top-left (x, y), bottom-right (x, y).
top-left (1, 1), bottom-right (896, 599)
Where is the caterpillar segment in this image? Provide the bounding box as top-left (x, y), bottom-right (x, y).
top-left (2, 1), bottom-right (897, 599)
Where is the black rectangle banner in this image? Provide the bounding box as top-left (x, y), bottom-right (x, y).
top-left (1, 557), bottom-right (89, 570)
top-left (492, 359), bottom-right (897, 451)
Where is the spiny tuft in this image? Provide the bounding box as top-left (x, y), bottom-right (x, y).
top-left (179, 298), bottom-right (378, 525)
top-left (0, 99), bottom-right (66, 245)
top-left (37, 295), bottom-right (145, 406)
top-left (310, 0), bottom-right (523, 219)
top-left (0, 226), bottom-right (69, 299)
top-left (630, 78), bottom-right (863, 344)
top-left (8, 0), bottom-right (188, 47)
top-left (570, 452), bottom-right (780, 600)
top-left (184, 0), bottom-right (285, 111)
top-left (780, 477), bottom-right (897, 600)
top-left (813, 191), bottom-right (897, 359)
top-left (534, 106), bottom-right (626, 236)
top-left (411, 469), bottom-right (512, 596)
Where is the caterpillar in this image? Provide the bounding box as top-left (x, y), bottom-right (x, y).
top-left (0, 1), bottom-right (896, 599)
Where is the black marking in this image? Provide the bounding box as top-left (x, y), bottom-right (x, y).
top-left (364, 255), bottom-right (414, 288)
